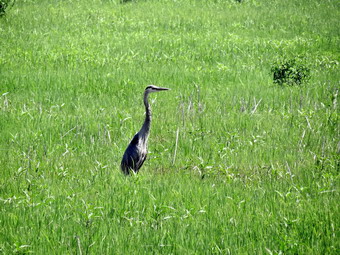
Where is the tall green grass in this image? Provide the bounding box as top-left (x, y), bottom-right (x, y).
top-left (1, 0), bottom-right (339, 253)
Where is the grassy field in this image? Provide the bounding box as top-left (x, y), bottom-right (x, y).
top-left (0, 0), bottom-right (339, 254)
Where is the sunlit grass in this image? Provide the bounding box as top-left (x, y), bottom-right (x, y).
top-left (0, 0), bottom-right (339, 253)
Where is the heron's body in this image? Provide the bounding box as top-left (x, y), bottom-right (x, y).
top-left (120, 85), bottom-right (170, 175)
top-left (120, 133), bottom-right (148, 175)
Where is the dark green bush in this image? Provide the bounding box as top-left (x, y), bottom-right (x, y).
top-left (0, 0), bottom-right (15, 16)
top-left (271, 57), bottom-right (310, 86)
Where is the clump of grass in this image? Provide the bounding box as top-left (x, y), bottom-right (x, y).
top-left (271, 57), bottom-right (310, 86)
top-left (0, 0), bottom-right (15, 16)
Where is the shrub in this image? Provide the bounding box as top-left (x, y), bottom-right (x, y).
top-left (0, 0), bottom-right (15, 16)
top-left (271, 57), bottom-right (310, 86)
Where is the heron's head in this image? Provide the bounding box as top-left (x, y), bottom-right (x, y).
top-left (145, 85), bottom-right (170, 94)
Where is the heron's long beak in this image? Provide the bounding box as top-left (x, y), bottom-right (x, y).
top-left (156, 87), bottom-right (170, 91)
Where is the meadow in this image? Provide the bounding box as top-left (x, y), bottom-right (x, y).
top-left (0, 0), bottom-right (339, 253)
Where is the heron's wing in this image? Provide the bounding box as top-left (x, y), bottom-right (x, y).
top-left (121, 133), bottom-right (147, 174)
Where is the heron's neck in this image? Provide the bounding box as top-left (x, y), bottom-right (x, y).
top-left (140, 91), bottom-right (151, 139)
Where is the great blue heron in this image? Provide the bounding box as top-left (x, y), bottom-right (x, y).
top-left (120, 85), bottom-right (170, 175)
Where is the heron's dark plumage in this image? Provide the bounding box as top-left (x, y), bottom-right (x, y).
top-left (121, 133), bottom-right (147, 175)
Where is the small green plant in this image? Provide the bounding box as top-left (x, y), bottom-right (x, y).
top-left (271, 57), bottom-right (310, 86)
top-left (0, 0), bottom-right (15, 16)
